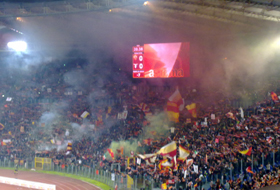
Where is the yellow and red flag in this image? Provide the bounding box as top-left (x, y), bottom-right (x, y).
top-left (107, 149), bottom-right (115, 160)
top-left (159, 159), bottom-right (173, 170)
top-left (186, 103), bottom-right (197, 118)
top-left (67, 142), bottom-right (72, 151)
top-left (167, 101), bottom-right (180, 122)
top-left (158, 159), bottom-right (168, 170)
top-left (271, 91), bottom-right (279, 102)
top-left (157, 141), bottom-right (177, 157)
top-left (178, 145), bottom-right (190, 161)
top-left (239, 147), bottom-right (252, 156)
top-left (167, 89), bottom-right (184, 122)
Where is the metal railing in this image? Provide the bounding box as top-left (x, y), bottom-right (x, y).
top-left (0, 150), bottom-right (279, 190)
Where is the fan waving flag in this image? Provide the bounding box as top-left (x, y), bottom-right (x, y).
top-left (138, 154), bottom-right (156, 164)
top-left (186, 103), bottom-right (197, 118)
top-left (267, 136), bottom-right (273, 144)
top-left (178, 145), bottom-right (190, 161)
top-left (167, 101), bottom-right (180, 122)
top-left (81, 111), bottom-right (90, 119)
top-left (246, 166), bottom-right (255, 174)
top-left (138, 103), bottom-right (152, 116)
top-left (157, 141), bottom-right (177, 157)
top-left (271, 92), bottom-right (279, 102)
top-left (158, 159), bottom-right (172, 170)
top-left (66, 142), bottom-right (72, 155)
top-left (167, 88), bottom-right (184, 122)
top-left (239, 147), bottom-right (252, 156)
top-left (107, 149), bottom-right (115, 160)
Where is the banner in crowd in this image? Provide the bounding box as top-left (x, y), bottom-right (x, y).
top-left (117, 110), bottom-right (128, 119)
top-left (136, 158), bottom-right (141, 165)
top-left (81, 111), bottom-right (90, 119)
top-left (111, 173), bottom-right (115, 181)
top-left (3, 139), bottom-right (11, 143)
top-left (193, 164), bottom-right (198, 173)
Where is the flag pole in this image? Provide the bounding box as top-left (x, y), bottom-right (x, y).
top-left (251, 153), bottom-right (253, 172)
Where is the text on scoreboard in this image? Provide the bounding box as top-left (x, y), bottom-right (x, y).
top-left (132, 42), bottom-right (190, 78)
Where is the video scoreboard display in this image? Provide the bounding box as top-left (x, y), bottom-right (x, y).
top-left (132, 42), bottom-right (190, 78)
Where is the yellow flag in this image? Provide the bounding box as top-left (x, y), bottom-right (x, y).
top-left (161, 183), bottom-right (167, 190)
top-left (127, 175), bottom-right (134, 189)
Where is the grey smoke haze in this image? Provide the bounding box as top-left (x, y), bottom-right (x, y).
top-left (17, 10), bottom-right (279, 95)
top-left (108, 112), bottom-right (171, 157)
top-left (1, 2), bottom-right (280, 153)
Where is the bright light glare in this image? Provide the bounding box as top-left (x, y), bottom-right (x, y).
top-left (274, 39), bottom-right (280, 47)
top-left (143, 1), bottom-right (149, 5)
top-left (7, 41), bottom-right (27, 52)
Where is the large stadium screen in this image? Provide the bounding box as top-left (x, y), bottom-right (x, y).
top-left (132, 42), bottom-right (190, 78)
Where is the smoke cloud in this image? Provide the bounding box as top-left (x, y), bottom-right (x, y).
top-left (108, 112), bottom-right (171, 158)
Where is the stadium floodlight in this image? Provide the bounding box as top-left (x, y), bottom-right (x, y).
top-left (7, 41), bottom-right (27, 52)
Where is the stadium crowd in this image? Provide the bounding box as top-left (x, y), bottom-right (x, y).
top-left (0, 60), bottom-right (280, 190)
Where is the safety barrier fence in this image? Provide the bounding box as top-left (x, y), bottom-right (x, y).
top-left (0, 150), bottom-right (279, 190)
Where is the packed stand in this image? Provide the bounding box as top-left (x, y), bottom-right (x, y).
top-left (0, 59), bottom-right (280, 190)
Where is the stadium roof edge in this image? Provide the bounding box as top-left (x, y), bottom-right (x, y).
top-left (0, 0), bottom-right (278, 26)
